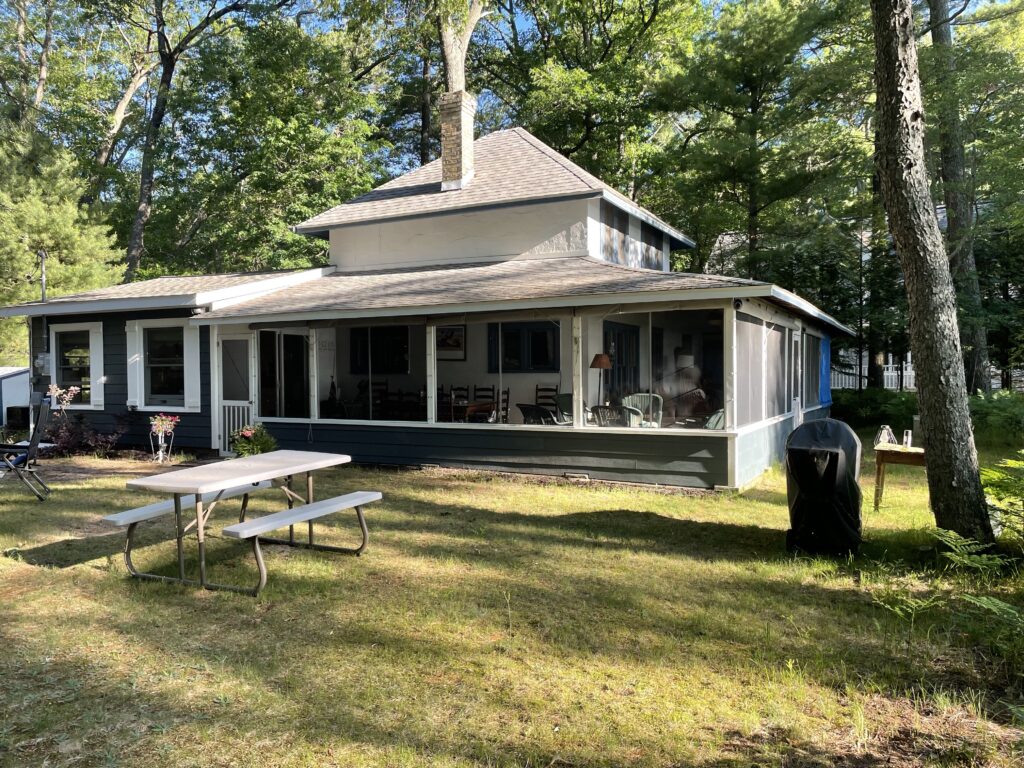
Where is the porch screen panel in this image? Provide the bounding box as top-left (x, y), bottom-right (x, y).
top-left (803, 334), bottom-right (822, 408)
top-left (258, 330), bottom-right (310, 419)
top-left (736, 313), bottom-right (764, 426)
top-left (330, 324), bottom-right (426, 421)
top-left (765, 324), bottom-right (788, 417)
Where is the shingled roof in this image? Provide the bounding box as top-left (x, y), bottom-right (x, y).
top-left (294, 128), bottom-right (692, 247)
top-left (198, 256), bottom-right (763, 322)
top-left (0, 268), bottom-right (331, 318)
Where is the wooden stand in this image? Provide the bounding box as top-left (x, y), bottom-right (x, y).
top-left (873, 444), bottom-right (926, 511)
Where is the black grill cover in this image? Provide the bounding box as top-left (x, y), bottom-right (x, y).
top-left (785, 418), bottom-right (863, 555)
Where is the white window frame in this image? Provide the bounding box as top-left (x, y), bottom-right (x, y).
top-left (126, 318), bottom-right (201, 412)
top-left (49, 321), bottom-right (104, 410)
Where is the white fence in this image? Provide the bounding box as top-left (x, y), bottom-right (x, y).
top-left (832, 362), bottom-right (916, 391)
top-left (832, 351), bottom-right (1021, 392)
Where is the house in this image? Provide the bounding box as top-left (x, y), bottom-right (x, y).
top-left (0, 366), bottom-right (30, 428)
top-left (0, 90), bottom-right (851, 489)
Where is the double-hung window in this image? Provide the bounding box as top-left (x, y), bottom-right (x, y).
top-left (49, 322), bottom-right (104, 409)
top-left (126, 320), bottom-right (200, 411)
top-left (487, 322), bottom-right (560, 374)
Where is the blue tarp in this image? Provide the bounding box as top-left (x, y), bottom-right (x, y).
top-left (820, 335), bottom-right (832, 406)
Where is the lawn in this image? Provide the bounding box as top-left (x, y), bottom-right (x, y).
top-left (1, 448), bottom-right (1022, 767)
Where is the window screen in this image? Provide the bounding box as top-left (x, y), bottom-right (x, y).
top-left (736, 313), bottom-right (764, 426)
top-left (259, 330), bottom-right (310, 418)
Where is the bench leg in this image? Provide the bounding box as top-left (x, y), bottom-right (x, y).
top-left (120, 493), bottom-right (268, 596)
top-left (122, 521), bottom-right (201, 588)
top-left (256, 506), bottom-right (369, 556)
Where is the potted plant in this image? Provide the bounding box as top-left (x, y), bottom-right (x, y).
top-left (230, 423), bottom-right (278, 456)
top-left (149, 413), bottom-right (180, 463)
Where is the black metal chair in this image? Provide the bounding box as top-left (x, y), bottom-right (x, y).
top-left (517, 403), bottom-right (557, 425)
top-left (535, 384), bottom-right (558, 413)
top-left (1, 399), bottom-right (52, 501)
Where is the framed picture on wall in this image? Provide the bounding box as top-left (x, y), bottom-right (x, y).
top-left (436, 325), bottom-right (467, 361)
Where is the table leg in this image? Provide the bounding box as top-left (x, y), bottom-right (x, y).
top-left (196, 496), bottom-right (207, 587)
top-left (307, 472), bottom-right (314, 546)
top-left (174, 493), bottom-right (185, 581)
top-left (287, 474), bottom-right (295, 545)
top-left (874, 460), bottom-right (886, 512)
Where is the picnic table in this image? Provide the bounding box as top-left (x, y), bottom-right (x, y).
top-left (107, 450), bottom-right (379, 595)
top-left (873, 443), bottom-right (926, 511)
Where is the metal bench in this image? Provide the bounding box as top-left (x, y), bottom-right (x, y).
top-left (222, 491), bottom-right (382, 594)
top-left (102, 481), bottom-right (272, 586)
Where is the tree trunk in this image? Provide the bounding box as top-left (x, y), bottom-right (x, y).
top-left (419, 49), bottom-right (432, 165)
top-left (870, 0), bottom-right (993, 541)
top-left (124, 47), bottom-right (175, 282)
top-left (438, 0), bottom-right (486, 92)
top-left (926, 0), bottom-right (990, 393)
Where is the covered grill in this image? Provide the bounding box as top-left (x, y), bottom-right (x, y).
top-left (785, 418), bottom-right (863, 555)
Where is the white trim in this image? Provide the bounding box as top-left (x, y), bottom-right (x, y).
top-left (124, 317), bottom-right (202, 413)
top-left (49, 321), bottom-right (104, 410)
top-left (425, 324), bottom-right (437, 424)
top-left (194, 285), bottom-right (779, 326)
top-left (257, 415), bottom-right (733, 437)
top-left (726, 433), bottom-right (737, 488)
top-left (571, 315), bottom-right (584, 427)
top-left (770, 285), bottom-right (853, 336)
top-left (723, 304), bottom-right (736, 430)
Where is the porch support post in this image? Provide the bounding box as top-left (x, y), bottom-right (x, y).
top-left (210, 323), bottom-right (221, 452)
top-left (724, 303), bottom-right (737, 430)
top-left (426, 323), bottom-right (437, 423)
top-left (571, 314), bottom-right (584, 427)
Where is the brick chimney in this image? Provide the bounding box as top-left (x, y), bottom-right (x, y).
top-left (439, 90), bottom-right (476, 191)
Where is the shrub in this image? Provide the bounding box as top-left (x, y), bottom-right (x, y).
top-left (983, 450), bottom-right (1024, 550)
top-left (829, 388), bottom-right (918, 433)
top-left (45, 412), bottom-right (87, 456)
top-left (230, 423), bottom-right (278, 456)
top-left (970, 391), bottom-right (1024, 447)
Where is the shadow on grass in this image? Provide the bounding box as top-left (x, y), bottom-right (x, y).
top-left (3, 521), bottom-right (181, 569)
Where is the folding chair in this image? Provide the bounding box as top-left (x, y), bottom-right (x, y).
top-left (1, 399), bottom-right (52, 501)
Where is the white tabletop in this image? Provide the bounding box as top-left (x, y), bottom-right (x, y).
top-left (126, 450), bottom-right (351, 495)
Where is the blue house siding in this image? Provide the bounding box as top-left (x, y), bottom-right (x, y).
top-left (30, 312), bottom-right (213, 450)
top-left (734, 406), bottom-right (830, 488)
top-left (262, 421), bottom-right (731, 488)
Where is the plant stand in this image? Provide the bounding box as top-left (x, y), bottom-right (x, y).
top-left (150, 430), bottom-right (175, 463)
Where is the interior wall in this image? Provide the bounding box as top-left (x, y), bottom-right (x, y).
top-left (435, 319), bottom-right (571, 423)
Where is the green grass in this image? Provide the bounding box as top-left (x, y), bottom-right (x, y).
top-left (1, 450), bottom-right (1022, 767)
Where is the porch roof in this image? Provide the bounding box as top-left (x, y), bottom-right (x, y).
top-left (0, 268), bottom-right (332, 318)
top-left (194, 256), bottom-right (854, 335)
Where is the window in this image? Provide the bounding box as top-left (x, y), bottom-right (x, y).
top-left (736, 313), bottom-right (764, 426)
top-left (50, 322), bottom-right (103, 408)
top-left (640, 222), bottom-right (664, 270)
top-left (260, 330), bottom-right (310, 418)
top-left (125, 320), bottom-right (199, 410)
top-left (488, 322), bottom-right (560, 373)
top-left (601, 200), bottom-right (630, 265)
top-left (803, 333), bottom-right (822, 408)
top-left (144, 327), bottom-right (185, 406)
top-left (55, 331), bottom-right (91, 404)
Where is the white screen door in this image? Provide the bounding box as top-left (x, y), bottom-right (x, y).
top-left (220, 336), bottom-right (253, 452)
